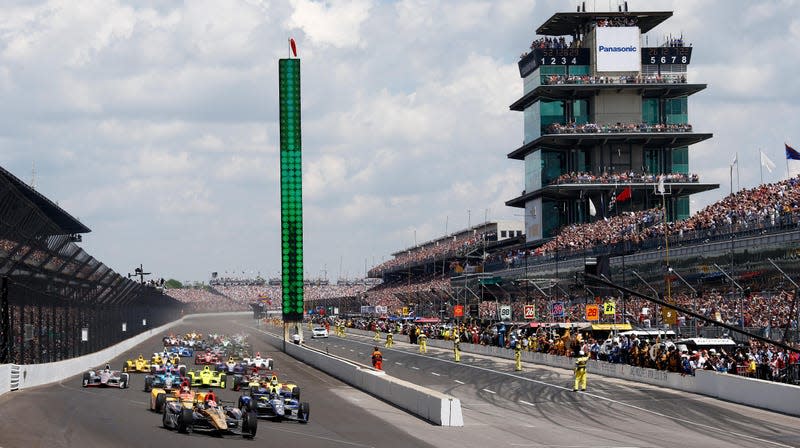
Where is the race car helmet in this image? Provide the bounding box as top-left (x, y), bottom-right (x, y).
top-left (270, 375), bottom-right (278, 386)
top-left (104, 364), bottom-right (111, 372)
top-left (579, 350), bottom-right (585, 356)
top-left (256, 352), bottom-right (261, 357)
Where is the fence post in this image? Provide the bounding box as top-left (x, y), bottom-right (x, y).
top-left (1, 277), bottom-right (8, 363)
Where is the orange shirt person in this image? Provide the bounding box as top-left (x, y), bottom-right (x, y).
top-left (371, 347), bottom-right (383, 370)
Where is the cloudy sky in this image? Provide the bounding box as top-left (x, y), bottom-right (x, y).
top-left (1, 0), bottom-right (798, 283)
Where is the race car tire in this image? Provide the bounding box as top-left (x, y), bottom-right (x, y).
top-left (299, 402), bottom-right (310, 423)
top-left (162, 408), bottom-right (170, 429)
top-left (220, 374), bottom-right (227, 389)
top-left (179, 366), bottom-right (187, 377)
top-left (82, 372), bottom-right (90, 387)
top-left (232, 377), bottom-right (240, 391)
top-left (291, 386), bottom-right (300, 400)
top-left (121, 373), bottom-right (130, 388)
top-left (178, 408), bottom-right (193, 434)
top-left (144, 377), bottom-right (152, 392)
top-left (122, 364), bottom-right (128, 373)
top-left (155, 393), bottom-right (166, 413)
top-left (268, 360), bottom-right (274, 370)
top-left (243, 410), bottom-right (258, 439)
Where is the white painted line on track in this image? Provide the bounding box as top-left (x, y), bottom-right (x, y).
top-left (482, 388), bottom-right (496, 394)
top-left (410, 366), bottom-right (420, 370)
top-left (454, 379), bottom-right (465, 384)
top-left (519, 400), bottom-right (535, 406)
top-left (431, 372), bottom-right (440, 376)
top-left (330, 330), bottom-right (795, 448)
top-left (394, 362), bottom-right (402, 365)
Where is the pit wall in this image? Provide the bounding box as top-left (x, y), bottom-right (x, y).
top-left (344, 327), bottom-right (800, 416)
top-left (253, 326), bottom-right (463, 426)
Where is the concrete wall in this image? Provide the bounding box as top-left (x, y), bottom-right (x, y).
top-left (346, 328), bottom-right (800, 416)
top-left (1, 312), bottom-right (250, 396)
top-left (257, 328), bottom-right (463, 426)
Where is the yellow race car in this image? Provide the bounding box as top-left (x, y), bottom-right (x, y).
top-left (122, 355), bottom-right (151, 373)
top-left (188, 365), bottom-right (227, 389)
top-left (150, 382), bottom-right (196, 413)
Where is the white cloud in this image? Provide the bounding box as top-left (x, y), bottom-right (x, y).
top-left (0, 0), bottom-right (797, 282)
top-left (287, 0), bottom-right (372, 48)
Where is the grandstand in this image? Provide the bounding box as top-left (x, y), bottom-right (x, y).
top-left (0, 165), bottom-right (183, 364)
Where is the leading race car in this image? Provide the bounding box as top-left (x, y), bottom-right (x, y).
top-left (162, 391), bottom-right (258, 438)
top-left (237, 374), bottom-right (309, 423)
top-left (187, 365), bottom-right (227, 389)
top-left (122, 355), bottom-right (151, 373)
top-left (82, 364), bottom-right (130, 389)
top-left (311, 327), bottom-right (329, 338)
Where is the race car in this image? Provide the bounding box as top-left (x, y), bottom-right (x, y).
top-left (243, 352), bottom-right (274, 370)
top-left (311, 327), bottom-right (329, 338)
top-left (216, 357), bottom-right (248, 375)
top-left (82, 365), bottom-right (130, 388)
top-left (144, 370), bottom-right (184, 393)
top-left (150, 381), bottom-right (196, 413)
top-left (231, 370), bottom-right (268, 392)
top-left (237, 375), bottom-right (308, 423)
top-left (194, 350), bottom-right (220, 366)
top-left (122, 355), bottom-right (152, 373)
top-left (162, 391), bottom-right (258, 438)
top-left (187, 365), bottom-right (227, 389)
top-left (168, 346), bottom-right (194, 358)
top-left (151, 360), bottom-right (187, 377)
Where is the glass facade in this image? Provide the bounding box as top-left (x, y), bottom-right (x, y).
top-left (541, 150), bottom-right (566, 185)
top-left (672, 147), bottom-right (688, 174)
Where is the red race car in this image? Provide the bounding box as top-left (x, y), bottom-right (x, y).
top-left (194, 350), bottom-right (220, 365)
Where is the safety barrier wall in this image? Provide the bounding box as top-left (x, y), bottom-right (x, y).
top-left (256, 327), bottom-right (463, 426)
top-left (0, 312), bottom-right (250, 397)
top-left (346, 328), bottom-right (800, 416)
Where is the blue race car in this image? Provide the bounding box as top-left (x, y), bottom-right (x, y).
top-left (237, 376), bottom-right (309, 423)
top-left (168, 346), bottom-right (194, 358)
top-left (144, 370), bottom-right (184, 392)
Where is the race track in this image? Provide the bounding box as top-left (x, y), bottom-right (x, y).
top-left (2, 314), bottom-right (799, 448)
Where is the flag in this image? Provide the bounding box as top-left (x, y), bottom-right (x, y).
top-left (289, 38), bottom-right (298, 57)
top-left (588, 198), bottom-right (597, 216)
top-left (657, 175), bottom-right (665, 194)
top-left (760, 150), bottom-right (776, 173)
top-left (616, 186), bottom-right (632, 202)
top-left (731, 153), bottom-right (737, 166)
top-left (786, 144), bottom-right (800, 161)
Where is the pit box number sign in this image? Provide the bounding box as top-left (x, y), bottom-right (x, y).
top-left (524, 305), bottom-right (536, 320)
top-left (551, 302), bottom-right (564, 318)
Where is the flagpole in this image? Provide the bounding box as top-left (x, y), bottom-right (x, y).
top-left (736, 151), bottom-right (740, 191)
top-left (759, 149), bottom-right (763, 185)
top-left (729, 163), bottom-right (733, 196)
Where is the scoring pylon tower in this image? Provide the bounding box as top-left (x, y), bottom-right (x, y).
top-left (279, 47), bottom-right (304, 332)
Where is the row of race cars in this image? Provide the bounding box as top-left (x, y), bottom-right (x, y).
top-left (81, 332), bottom-right (309, 439)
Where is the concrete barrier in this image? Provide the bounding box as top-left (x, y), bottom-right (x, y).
top-left (343, 328), bottom-right (800, 416)
top-left (0, 312), bottom-right (250, 396)
top-left (257, 327), bottom-right (463, 426)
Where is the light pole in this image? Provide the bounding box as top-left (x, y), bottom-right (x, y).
top-left (714, 263), bottom-right (745, 331)
top-left (632, 270), bottom-right (659, 328)
top-left (668, 267), bottom-right (698, 336)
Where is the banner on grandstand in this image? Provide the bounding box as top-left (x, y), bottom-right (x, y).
top-left (453, 305), bottom-right (464, 317)
top-left (585, 304), bottom-right (600, 321)
top-left (595, 27), bottom-right (641, 72)
top-left (786, 144), bottom-right (800, 178)
top-left (499, 305), bottom-right (512, 321)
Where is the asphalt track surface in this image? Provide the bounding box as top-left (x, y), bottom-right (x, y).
top-left (2, 315), bottom-right (799, 448)
top-left (0, 315), bottom-right (449, 448)
top-left (301, 328), bottom-right (800, 448)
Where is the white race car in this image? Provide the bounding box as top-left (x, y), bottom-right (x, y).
top-left (243, 353), bottom-right (274, 370)
top-left (82, 365), bottom-right (130, 388)
top-left (311, 327), bottom-right (329, 338)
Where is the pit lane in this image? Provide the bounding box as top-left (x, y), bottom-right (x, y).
top-left (300, 328), bottom-right (800, 448)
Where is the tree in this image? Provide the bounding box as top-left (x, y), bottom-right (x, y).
top-left (164, 279), bottom-right (183, 289)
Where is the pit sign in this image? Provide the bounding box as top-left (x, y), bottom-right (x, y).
top-left (523, 305), bottom-right (536, 320)
top-left (551, 302), bottom-right (564, 318)
top-left (499, 305), bottom-right (512, 320)
top-left (586, 304), bottom-right (600, 321)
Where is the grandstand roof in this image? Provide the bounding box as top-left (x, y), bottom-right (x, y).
top-left (505, 182), bottom-right (720, 208)
top-left (0, 165), bottom-right (91, 235)
top-left (536, 11), bottom-right (673, 36)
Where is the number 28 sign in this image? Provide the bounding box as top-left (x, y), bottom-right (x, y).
top-left (585, 304), bottom-right (600, 321)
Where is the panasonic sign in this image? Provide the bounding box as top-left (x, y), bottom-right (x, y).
top-left (595, 26), bottom-right (641, 72)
